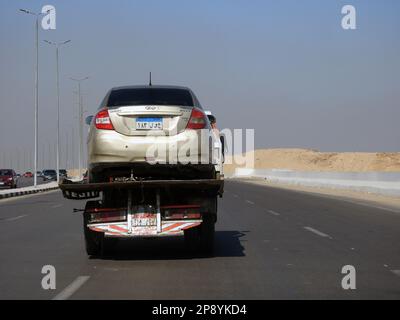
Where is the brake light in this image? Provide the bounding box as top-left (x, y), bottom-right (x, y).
top-left (87, 208), bottom-right (127, 223)
top-left (186, 108), bottom-right (207, 129)
top-left (161, 205), bottom-right (202, 220)
top-left (95, 109), bottom-right (114, 130)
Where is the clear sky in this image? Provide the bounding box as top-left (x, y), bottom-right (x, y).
top-left (0, 0), bottom-right (399, 170)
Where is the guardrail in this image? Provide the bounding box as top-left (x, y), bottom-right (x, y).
top-left (0, 182), bottom-right (59, 200)
top-left (230, 168), bottom-right (400, 196)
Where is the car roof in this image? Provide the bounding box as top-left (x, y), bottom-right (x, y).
top-left (110, 85), bottom-right (191, 91)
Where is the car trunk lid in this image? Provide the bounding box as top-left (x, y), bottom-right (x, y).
top-left (107, 105), bottom-right (193, 136)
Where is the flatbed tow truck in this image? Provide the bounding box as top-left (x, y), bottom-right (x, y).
top-left (60, 177), bottom-right (224, 256)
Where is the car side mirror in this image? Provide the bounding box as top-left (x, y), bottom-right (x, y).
top-left (204, 110), bottom-right (216, 125)
top-left (85, 115), bottom-right (94, 125)
top-left (207, 114), bottom-right (216, 125)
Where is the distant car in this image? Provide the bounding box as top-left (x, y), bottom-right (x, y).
top-left (42, 169), bottom-right (57, 181)
top-left (59, 169), bottom-right (67, 178)
top-left (23, 172), bottom-right (33, 178)
top-left (0, 169), bottom-right (17, 189)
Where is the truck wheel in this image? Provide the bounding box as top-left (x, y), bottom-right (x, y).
top-left (101, 237), bottom-right (118, 257)
top-left (83, 214), bottom-right (102, 256)
top-left (184, 226), bottom-right (200, 252)
top-left (199, 215), bottom-right (215, 254)
top-left (184, 215), bottom-right (215, 255)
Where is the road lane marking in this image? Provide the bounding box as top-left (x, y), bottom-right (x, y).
top-left (52, 276), bottom-right (90, 300)
top-left (391, 270), bottom-right (400, 277)
top-left (268, 210), bottom-right (280, 216)
top-left (303, 226), bottom-right (332, 239)
top-left (5, 214), bottom-right (28, 221)
top-left (246, 200), bottom-right (255, 205)
top-left (51, 204), bottom-right (63, 208)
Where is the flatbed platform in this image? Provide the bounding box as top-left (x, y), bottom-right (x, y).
top-left (59, 179), bottom-right (224, 200)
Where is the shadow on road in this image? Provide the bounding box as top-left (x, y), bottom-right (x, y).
top-left (92, 230), bottom-right (247, 261)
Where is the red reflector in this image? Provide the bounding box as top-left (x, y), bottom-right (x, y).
top-left (186, 108), bottom-right (206, 129)
top-left (95, 109), bottom-right (114, 130)
top-left (162, 205), bottom-right (202, 220)
top-left (87, 208), bottom-right (126, 223)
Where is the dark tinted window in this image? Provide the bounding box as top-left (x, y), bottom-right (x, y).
top-left (43, 170), bottom-right (57, 175)
top-left (0, 170), bottom-right (12, 176)
top-left (107, 88), bottom-right (194, 107)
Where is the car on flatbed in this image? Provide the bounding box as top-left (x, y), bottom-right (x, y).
top-left (86, 85), bottom-right (223, 182)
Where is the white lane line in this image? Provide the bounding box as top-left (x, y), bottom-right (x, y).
top-left (268, 210), bottom-right (280, 216)
top-left (51, 204), bottom-right (63, 209)
top-left (5, 214), bottom-right (28, 221)
top-left (391, 270), bottom-right (400, 277)
top-left (52, 276), bottom-right (90, 300)
top-left (303, 226), bottom-right (332, 239)
top-left (246, 200), bottom-right (255, 205)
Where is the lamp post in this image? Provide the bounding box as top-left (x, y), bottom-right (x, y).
top-left (19, 8), bottom-right (52, 187)
top-left (44, 40), bottom-right (71, 183)
top-left (70, 77), bottom-right (89, 180)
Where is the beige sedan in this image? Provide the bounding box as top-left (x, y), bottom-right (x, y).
top-left (86, 85), bottom-right (223, 182)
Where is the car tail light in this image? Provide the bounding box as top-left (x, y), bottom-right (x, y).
top-left (186, 108), bottom-right (207, 129)
top-left (95, 109), bottom-right (114, 130)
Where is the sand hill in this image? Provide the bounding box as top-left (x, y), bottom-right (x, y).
top-left (224, 149), bottom-right (400, 173)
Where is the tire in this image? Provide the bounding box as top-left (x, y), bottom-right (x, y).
top-left (83, 214), bottom-right (102, 256)
top-left (89, 170), bottom-right (105, 183)
top-left (199, 215), bottom-right (215, 254)
top-left (83, 206), bottom-right (118, 257)
top-left (184, 215), bottom-right (215, 255)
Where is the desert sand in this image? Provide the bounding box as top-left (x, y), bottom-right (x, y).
top-left (224, 148), bottom-right (400, 174)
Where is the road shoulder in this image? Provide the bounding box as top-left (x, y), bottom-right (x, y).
top-left (230, 177), bottom-right (400, 213)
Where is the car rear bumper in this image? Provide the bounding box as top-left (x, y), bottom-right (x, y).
top-left (88, 129), bottom-right (212, 165)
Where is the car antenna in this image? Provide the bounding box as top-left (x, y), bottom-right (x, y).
top-left (149, 72), bottom-right (152, 86)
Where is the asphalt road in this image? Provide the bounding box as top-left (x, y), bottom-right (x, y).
top-left (0, 180), bottom-right (399, 299)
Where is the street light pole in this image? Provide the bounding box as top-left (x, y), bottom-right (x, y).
top-left (44, 40), bottom-right (71, 183)
top-left (70, 77), bottom-right (89, 180)
top-left (19, 8), bottom-right (52, 187)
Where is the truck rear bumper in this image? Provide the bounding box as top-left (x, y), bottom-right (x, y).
top-left (88, 219), bottom-right (202, 238)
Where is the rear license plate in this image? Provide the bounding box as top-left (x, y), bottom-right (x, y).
top-left (132, 213), bottom-right (157, 227)
top-left (0, 182), bottom-right (4, 185)
top-left (136, 117), bottom-right (163, 130)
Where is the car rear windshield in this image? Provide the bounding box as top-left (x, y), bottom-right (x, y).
top-left (0, 170), bottom-right (12, 176)
top-left (43, 170), bottom-right (56, 175)
top-left (107, 88), bottom-right (194, 107)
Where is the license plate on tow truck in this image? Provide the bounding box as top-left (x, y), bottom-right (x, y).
top-left (136, 117), bottom-right (163, 130)
top-left (132, 213), bottom-right (157, 227)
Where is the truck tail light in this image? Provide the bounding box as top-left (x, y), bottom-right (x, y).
top-left (87, 208), bottom-right (126, 223)
top-left (186, 108), bottom-right (207, 129)
top-left (162, 204), bottom-right (201, 220)
top-left (95, 109), bottom-right (114, 130)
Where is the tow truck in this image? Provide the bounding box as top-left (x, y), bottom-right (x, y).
top-left (60, 176), bottom-right (223, 256)
top-left (59, 109), bottom-right (224, 257)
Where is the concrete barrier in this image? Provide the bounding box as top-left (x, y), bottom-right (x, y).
top-left (232, 168), bottom-right (400, 196)
top-left (0, 182), bottom-right (59, 200)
